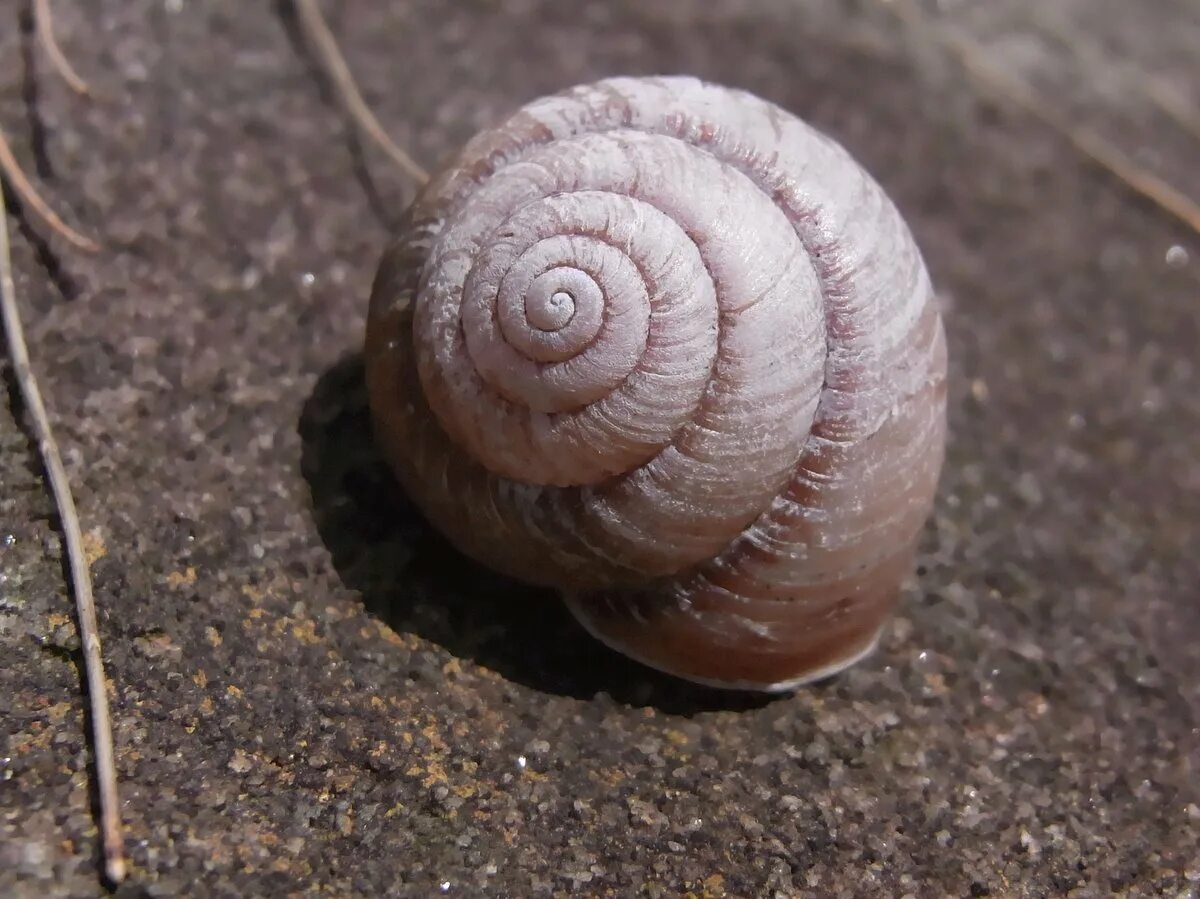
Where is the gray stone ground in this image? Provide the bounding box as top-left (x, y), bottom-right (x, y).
top-left (1, 1), bottom-right (1198, 896)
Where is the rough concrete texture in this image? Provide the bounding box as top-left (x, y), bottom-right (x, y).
top-left (1, 1), bottom-right (1198, 896)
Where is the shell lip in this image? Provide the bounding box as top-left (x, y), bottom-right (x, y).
top-left (563, 594), bottom-right (887, 694)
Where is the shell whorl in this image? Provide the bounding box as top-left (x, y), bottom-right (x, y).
top-left (365, 76), bottom-right (947, 691)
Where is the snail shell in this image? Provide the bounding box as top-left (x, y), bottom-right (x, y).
top-left (365, 76), bottom-right (947, 691)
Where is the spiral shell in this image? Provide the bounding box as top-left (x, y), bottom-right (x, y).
top-left (365, 76), bottom-right (947, 691)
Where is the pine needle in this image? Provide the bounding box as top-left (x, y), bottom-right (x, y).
top-left (4, 3), bottom-right (118, 882)
top-left (0, 179), bottom-right (125, 883)
top-left (0, 129), bottom-right (98, 252)
top-left (1028, 6), bottom-right (1200, 146)
top-left (292, 0), bottom-right (429, 185)
top-left (883, 0), bottom-right (1200, 238)
top-left (34, 0), bottom-right (93, 97)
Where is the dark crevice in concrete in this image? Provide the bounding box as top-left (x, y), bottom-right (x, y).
top-left (1, 190), bottom-right (79, 301)
top-left (18, 0), bottom-right (54, 182)
top-left (8, 0), bottom-right (81, 301)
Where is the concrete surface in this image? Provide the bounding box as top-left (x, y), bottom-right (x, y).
top-left (1, 0), bottom-right (1198, 896)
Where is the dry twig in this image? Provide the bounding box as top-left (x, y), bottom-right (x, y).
top-left (292, 0), bottom-right (429, 185)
